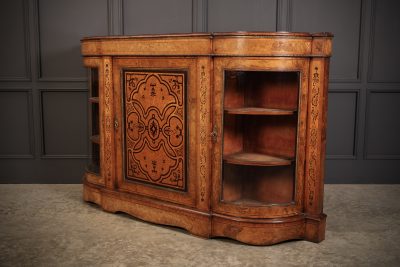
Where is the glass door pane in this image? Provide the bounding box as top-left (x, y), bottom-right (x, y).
top-left (222, 71), bottom-right (300, 205)
top-left (87, 68), bottom-right (100, 174)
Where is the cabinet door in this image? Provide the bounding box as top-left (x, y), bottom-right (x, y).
top-left (83, 57), bottom-right (105, 186)
top-left (113, 57), bottom-right (211, 210)
top-left (211, 57), bottom-right (309, 218)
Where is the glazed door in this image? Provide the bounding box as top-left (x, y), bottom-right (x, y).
top-left (211, 57), bottom-right (310, 218)
top-left (113, 57), bottom-right (211, 210)
top-left (83, 57), bottom-right (104, 186)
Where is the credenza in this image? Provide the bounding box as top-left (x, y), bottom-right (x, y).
top-left (81, 32), bottom-right (333, 245)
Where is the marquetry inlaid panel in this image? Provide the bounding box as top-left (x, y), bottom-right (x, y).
top-left (123, 71), bottom-right (186, 190)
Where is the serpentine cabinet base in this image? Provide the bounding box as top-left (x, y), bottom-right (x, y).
top-left (81, 32), bottom-right (332, 245)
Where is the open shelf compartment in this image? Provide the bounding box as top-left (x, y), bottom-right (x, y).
top-left (222, 70), bottom-right (300, 205)
top-left (224, 71), bottom-right (299, 111)
top-left (222, 163), bottom-right (295, 205)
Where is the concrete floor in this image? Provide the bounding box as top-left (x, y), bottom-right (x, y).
top-left (0, 185), bottom-right (399, 266)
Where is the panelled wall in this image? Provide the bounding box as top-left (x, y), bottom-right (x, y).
top-left (0, 0), bottom-right (399, 183)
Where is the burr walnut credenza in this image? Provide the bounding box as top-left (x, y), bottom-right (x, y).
top-left (81, 32), bottom-right (333, 245)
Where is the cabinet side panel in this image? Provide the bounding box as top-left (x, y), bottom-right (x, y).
top-left (196, 57), bottom-right (212, 211)
top-left (102, 57), bottom-right (115, 189)
top-left (304, 58), bottom-right (329, 215)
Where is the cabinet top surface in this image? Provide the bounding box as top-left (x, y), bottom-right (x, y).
top-left (81, 32), bottom-right (333, 57)
top-left (81, 31), bottom-right (333, 41)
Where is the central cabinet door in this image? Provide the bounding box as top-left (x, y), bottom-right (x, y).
top-left (211, 57), bottom-right (310, 218)
top-left (113, 57), bottom-right (210, 209)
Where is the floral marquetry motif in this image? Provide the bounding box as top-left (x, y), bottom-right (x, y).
top-left (308, 66), bottom-right (320, 207)
top-left (123, 71), bottom-right (186, 190)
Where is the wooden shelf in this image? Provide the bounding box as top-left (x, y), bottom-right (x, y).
top-left (224, 107), bottom-right (296, 115)
top-left (224, 152), bottom-right (293, 166)
top-left (89, 97), bottom-right (99, 103)
top-left (225, 198), bottom-right (265, 206)
top-left (223, 197), bottom-right (292, 206)
top-left (90, 135), bottom-right (100, 144)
